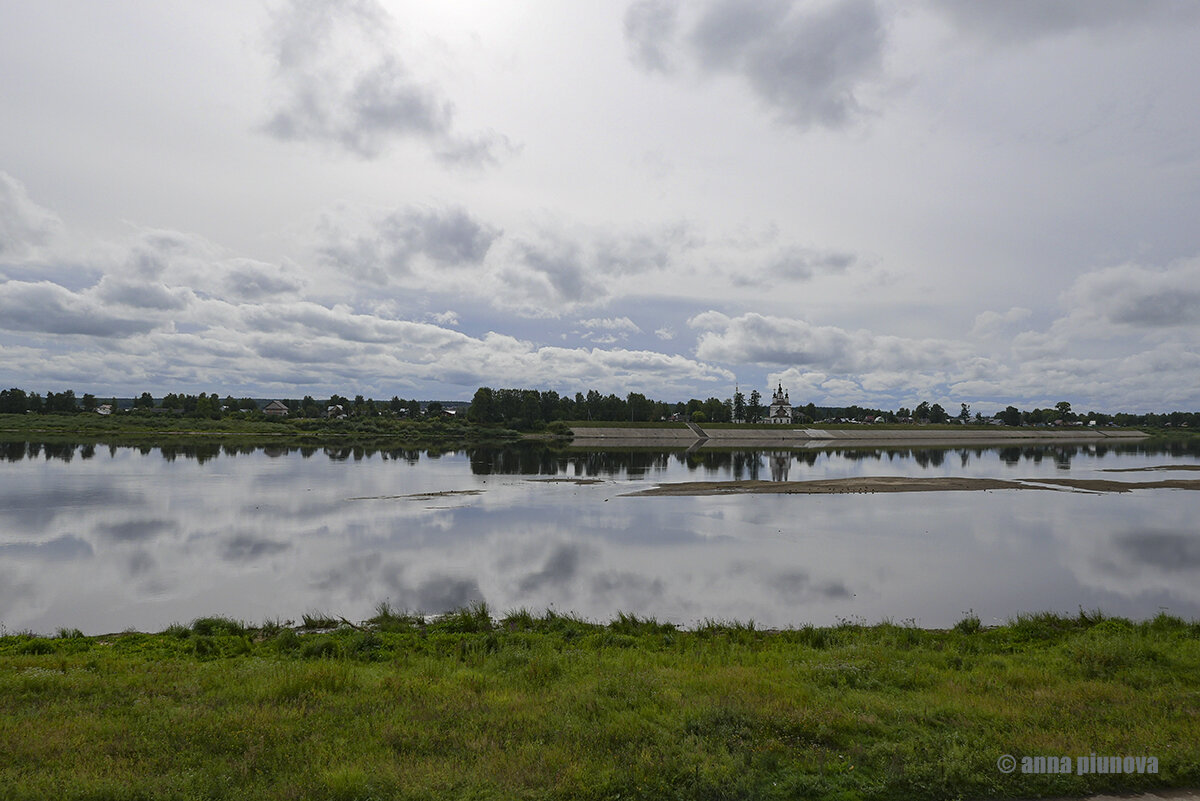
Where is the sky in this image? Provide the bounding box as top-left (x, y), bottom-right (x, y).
top-left (1, 0), bottom-right (1198, 413)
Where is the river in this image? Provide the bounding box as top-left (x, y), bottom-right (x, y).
top-left (1, 439), bottom-right (1198, 633)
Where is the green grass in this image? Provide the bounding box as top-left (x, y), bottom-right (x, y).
top-left (0, 412), bottom-right (526, 449)
top-left (2, 610), bottom-right (1198, 800)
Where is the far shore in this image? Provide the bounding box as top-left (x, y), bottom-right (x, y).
top-left (571, 424), bottom-right (1150, 448)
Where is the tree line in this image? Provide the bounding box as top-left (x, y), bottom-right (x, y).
top-left (466, 387), bottom-right (740, 429)
top-left (0, 388), bottom-right (440, 421)
top-left (3, 385), bottom-right (1197, 430)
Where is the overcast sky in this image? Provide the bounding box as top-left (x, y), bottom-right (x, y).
top-left (1, 1), bottom-right (1198, 412)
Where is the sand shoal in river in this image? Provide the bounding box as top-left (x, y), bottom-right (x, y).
top-left (627, 476), bottom-right (1200, 496)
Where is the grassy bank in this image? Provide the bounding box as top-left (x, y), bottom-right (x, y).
top-left (3, 608), bottom-right (1198, 800)
top-left (0, 412), bottom-right (528, 448)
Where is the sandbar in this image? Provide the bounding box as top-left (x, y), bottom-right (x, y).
top-left (627, 476), bottom-right (1200, 496)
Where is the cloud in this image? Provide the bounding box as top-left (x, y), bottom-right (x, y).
top-left (506, 237), bottom-right (593, 307)
top-left (1067, 259), bottom-right (1200, 328)
top-left (655, 327), bottom-right (675, 340)
top-left (970, 307), bottom-right (1033, 338)
top-left (220, 260), bottom-right (305, 301)
top-left (0, 280), bottom-right (158, 337)
top-left (261, 0), bottom-right (513, 165)
top-left (94, 277), bottom-right (190, 311)
top-left (578, 317), bottom-right (642, 343)
top-left (0, 172), bottom-right (62, 259)
top-left (486, 224), bottom-right (691, 315)
top-left (929, 0), bottom-right (1200, 43)
top-left (690, 311), bottom-right (967, 373)
top-left (626, 0), bottom-right (887, 129)
top-left (317, 204), bottom-right (501, 284)
top-left (624, 0), bottom-right (681, 72)
top-left (428, 310), bottom-right (459, 326)
top-left (433, 131), bottom-right (522, 169)
top-left (734, 245), bottom-right (860, 286)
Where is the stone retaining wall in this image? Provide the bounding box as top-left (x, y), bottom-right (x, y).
top-left (569, 425), bottom-right (1149, 447)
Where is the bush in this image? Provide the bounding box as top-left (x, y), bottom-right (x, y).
top-left (546, 420), bottom-right (573, 437)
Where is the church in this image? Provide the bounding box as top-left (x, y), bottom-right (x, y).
top-left (767, 384), bottom-right (792, 424)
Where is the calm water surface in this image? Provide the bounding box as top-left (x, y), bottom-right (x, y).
top-left (1, 440), bottom-right (1198, 633)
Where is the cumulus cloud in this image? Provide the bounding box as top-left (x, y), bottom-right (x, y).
top-left (970, 307), bottom-right (1033, 338)
top-left (94, 277), bottom-right (190, 311)
top-left (578, 317), bottom-right (641, 344)
top-left (929, 0), bottom-right (1200, 43)
top-left (261, 0), bottom-right (513, 165)
top-left (690, 311), bottom-right (967, 373)
top-left (0, 195), bottom-right (734, 399)
top-left (625, 0), bottom-right (887, 129)
top-left (485, 224), bottom-right (694, 315)
top-left (220, 260), bottom-right (305, 301)
top-left (0, 280), bottom-right (158, 337)
top-left (0, 172), bottom-right (62, 259)
top-left (1068, 259), bottom-right (1200, 328)
top-left (317, 204), bottom-right (501, 284)
top-left (580, 317), bottom-right (641, 333)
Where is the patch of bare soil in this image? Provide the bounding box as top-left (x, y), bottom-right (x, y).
top-left (628, 476), bottom-right (1031, 496)
top-left (1029, 478), bottom-right (1200, 493)
top-left (1100, 465), bottom-right (1200, 472)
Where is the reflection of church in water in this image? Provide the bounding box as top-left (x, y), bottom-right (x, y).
top-left (768, 451), bottom-right (791, 482)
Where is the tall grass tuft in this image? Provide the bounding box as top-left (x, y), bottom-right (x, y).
top-left (367, 601), bottom-right (422, 633)
top-left (300, 611), bottom-right (339, 630)
top-left (434, 601), bottom-right (493, 634)
top-left (190, 616), bottom-right (246, 637)
top-left (609, 611), bottom-right (677, 636)
top-left (953, 611), bottom-right (982, 635)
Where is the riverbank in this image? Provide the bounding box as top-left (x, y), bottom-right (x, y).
top-left (570, 423), bottom-right (1151, 448)
top-left (3, 608), bottom-right (1198, 800)
top-left (0, 412), bottom-right (525, 449)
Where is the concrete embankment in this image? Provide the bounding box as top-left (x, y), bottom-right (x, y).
top-left (569, 425), bottom-right (1150, 448)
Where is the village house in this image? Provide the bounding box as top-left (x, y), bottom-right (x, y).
top-left (263, 400), bottom-right (290, 417)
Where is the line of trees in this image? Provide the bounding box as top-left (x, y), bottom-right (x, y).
top-left (467, 387), bottom-right (739, 429)
top-left (4, 385), bottom-right (1198, 430)
top-left (0, 388), bottom-right (442, 421)
top-left (1, 388), bottom-right (96, 415)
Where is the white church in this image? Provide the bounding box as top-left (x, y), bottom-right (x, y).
top-left (767, 384), bottom-right (792, 424)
